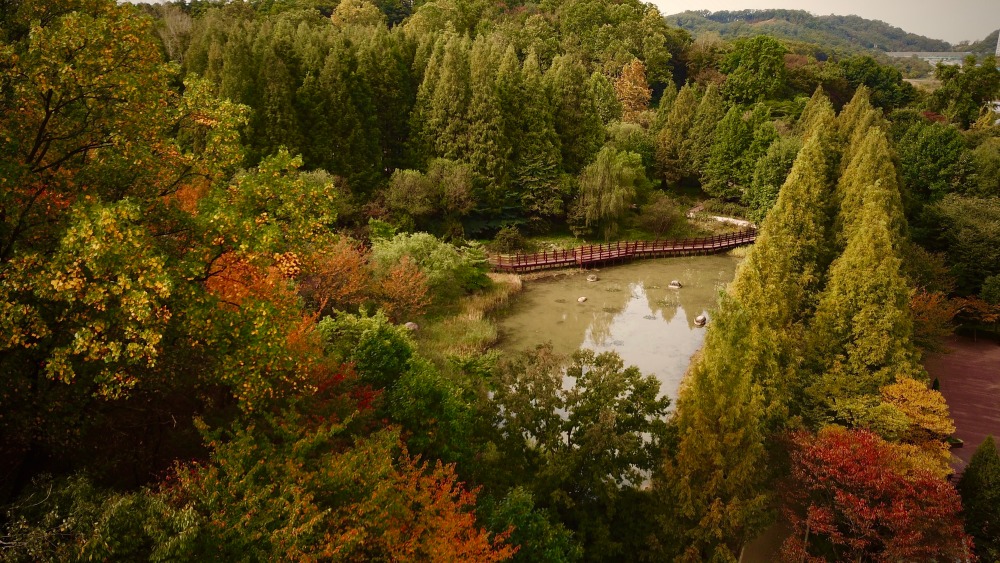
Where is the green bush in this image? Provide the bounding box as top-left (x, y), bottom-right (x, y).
top-left (370, 232), bottom-right (490, 300)
top-left (318, 310), bottom-right (414, 389)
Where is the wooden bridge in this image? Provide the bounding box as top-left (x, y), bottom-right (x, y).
top-left (488, 228), bottom-right (757, 273)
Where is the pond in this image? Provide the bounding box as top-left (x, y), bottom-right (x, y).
top-left (498, 254), bottom-right (742, 404)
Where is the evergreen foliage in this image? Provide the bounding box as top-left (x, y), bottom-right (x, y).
top-left (659, 295), bottom-right (771, 562)
top-left (958, 435), bottom-right (1000, 562)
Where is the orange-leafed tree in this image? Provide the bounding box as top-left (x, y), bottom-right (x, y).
top-left (298, 238), bottom-right (372, 314)
top-left (614, 58), bottom-right (651, 124)
top-left (374, 255), bottom-right (432, 321)
top-left (909, 289), bottom-right (961, 352)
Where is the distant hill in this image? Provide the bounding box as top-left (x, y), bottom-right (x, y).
top-left (666, 9), bottom-right (952, 55)
top-left (962, 29), bottom-right (999, 57)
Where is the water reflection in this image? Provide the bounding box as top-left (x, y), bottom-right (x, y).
top-left (499, 255), bottom-right (741, 403)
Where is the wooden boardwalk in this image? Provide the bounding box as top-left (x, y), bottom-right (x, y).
top-left (489, 228), bottom-right (757, 273)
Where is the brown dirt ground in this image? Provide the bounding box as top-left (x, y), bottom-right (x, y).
top-left (925, 335), bottom-right (1000, 472)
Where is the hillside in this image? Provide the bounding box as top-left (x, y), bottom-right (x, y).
top-left (963, 29), bottom-right (999, 56)
top-left (666, 9), bottom-right (952, 55)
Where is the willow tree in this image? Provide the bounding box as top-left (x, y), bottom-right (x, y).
top-left (573, 146), bottom-right (648, 240)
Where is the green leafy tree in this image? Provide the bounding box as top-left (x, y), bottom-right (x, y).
top-left (369, 232), bottom-right (489, 301)
top-left (839, 55), bottom-right (915, 110)
top-left (721, 35), bottom-right (788, 103)
top-left (931, 54), bottom-right (1000, 128)
top-left (958, 435), bottom-right (1000, 562)
top-left (895, 120), bottom-right (968, 204)
top-left (488, 345), bottom-right (670, 561)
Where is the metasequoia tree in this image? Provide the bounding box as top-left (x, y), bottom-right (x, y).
top-left (659, 295), bottom-right (772, 562)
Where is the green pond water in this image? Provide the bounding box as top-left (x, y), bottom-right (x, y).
top-left (498, 254), bottom-right (742, 404)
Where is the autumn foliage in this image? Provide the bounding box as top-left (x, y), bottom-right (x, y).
top-left (781, 427), bottom-right (973, 563)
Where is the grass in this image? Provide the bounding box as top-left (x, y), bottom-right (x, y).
top-left (414, 273), bottom-right (523, 367)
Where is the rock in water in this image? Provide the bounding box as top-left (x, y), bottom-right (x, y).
top-left (694, 315), bottom-right (707, 327)
top-left (578, 296), bottom-right (588, 303)
top-left (586, 274), bottom-right (599, 282)
top-left (669, 280), bottom-right (683, 289)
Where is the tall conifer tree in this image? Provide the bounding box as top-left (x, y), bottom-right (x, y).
top-left (655, 83), bottom-right (698, 184)
top-left (514, 52), bottom-right (563, 220)
top-left (467, 36), bottom-right (511, 210)
top-left (659, 296), bottom-right (772, 562)
top-left (546, 54), bottom-right (605, 174)
top-left (728, 108), bottom-right (839, 418)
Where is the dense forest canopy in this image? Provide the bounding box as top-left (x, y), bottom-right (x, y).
top-left (1, 0), bottom-right (1000, 560)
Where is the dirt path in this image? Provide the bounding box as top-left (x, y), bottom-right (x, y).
top-left (924, 335), bottom-right (1000, 471)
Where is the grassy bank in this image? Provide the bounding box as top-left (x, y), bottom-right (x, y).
top-left (413, 273), bottom-right (523, 366)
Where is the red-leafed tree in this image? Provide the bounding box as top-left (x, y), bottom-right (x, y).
top-left (781, 426), bottom-right (973, 563)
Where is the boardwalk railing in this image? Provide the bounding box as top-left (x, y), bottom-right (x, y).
top-left (489, 228), bottom-right (757, 273)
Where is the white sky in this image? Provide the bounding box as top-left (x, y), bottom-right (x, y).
top-left (650, 0), bottom-right (1000, 44)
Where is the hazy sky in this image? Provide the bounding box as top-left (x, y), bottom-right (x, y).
top-left (650, 0), bottom-right (1000, 44)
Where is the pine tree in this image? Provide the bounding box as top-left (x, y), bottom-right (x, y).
top-left (958, 436), bottom-right (1000, 562)
top-left (655, 83), bottom-right (698, 185)
top-left (796, 86), bottom-right (834, 137)
top-left (408, 33), bottom-right (447, 166)
top-left (652, 80), bottom-right (678, 131)
top-left (837, 86), bottom-right (890, 175)
top-left (804, 201), bottom-right (923, 426)
top-left (427, 34), bottom-right (473, 161)
top-left (702, 104), bottom-right (776, 201)
top-left (745, 136), bottom-right (802, 224)
top-left (659, 295), bottom-right (772, 562)
top-left (545, 54), bottom-right (605, 174)
top-left (835, 127), bottom-right (907, 249)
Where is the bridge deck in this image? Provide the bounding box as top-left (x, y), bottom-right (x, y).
top-left (489, 228), bottom-right (757, 273)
